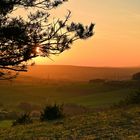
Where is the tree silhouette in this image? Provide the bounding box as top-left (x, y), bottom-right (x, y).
top-left (0, 0), bottom-right (94, 79)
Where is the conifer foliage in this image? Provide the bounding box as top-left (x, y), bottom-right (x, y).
top-left (0, 0), bottom-right (94, 79)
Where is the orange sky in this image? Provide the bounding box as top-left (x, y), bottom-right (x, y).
top-left (17, 0), bottom-right (140, 67)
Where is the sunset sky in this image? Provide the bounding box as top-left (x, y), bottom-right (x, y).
top-left (23, 0), bottom-right (140, 67)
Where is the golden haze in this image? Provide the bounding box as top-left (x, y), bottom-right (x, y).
top-left (16, 0), bottom-right (140, 67)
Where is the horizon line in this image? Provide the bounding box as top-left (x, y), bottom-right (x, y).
top-left (33, 64), bottom-right (140, 68)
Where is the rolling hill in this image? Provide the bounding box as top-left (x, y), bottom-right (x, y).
top-left (17, 65), bottom-right (140, 83)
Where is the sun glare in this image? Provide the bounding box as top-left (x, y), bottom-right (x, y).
top-left (36, 47), bottom-right (41, 54)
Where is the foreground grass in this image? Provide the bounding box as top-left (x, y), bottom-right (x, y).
top-left (0, 120), bottom-right (12, 128)
top-left (1, 105), bottom-right (140, 139)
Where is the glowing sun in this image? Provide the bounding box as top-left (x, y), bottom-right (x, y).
top-left (36, 47), bottom-right (41, 53)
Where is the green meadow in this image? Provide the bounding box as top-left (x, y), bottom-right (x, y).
top-left (0, 82), bottom-right (135, 108)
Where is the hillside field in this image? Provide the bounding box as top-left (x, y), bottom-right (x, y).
top-left (0, 81), bottom-right (136, 109)
top-left (0, 65), bottom-right (140, 139)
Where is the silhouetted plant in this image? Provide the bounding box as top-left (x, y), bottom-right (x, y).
top-left (132, 72), bottom-right (140, 81)
top-left (40, 104), bottom-right (64, 121)
top-left (126, 91), bottom-right (140, 105)
top-left (117, 90), bottom-right (140, 106)
top-left (12, 113), bottom-right (32, 126)
top-left (0, 0), bottom-right (94, 80)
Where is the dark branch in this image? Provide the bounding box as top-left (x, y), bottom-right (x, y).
top-left (0, 0), bottom-right (94, 79)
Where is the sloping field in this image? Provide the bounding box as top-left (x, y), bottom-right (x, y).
top-left (1, 65), bottom-right (140, 109)
top-left (0, 66), bottom-right (140, 139)
top-left (0, 81), bottom-right (136, 109)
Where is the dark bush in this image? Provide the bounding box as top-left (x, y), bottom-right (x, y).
top-left (126, 91), bottom-right (140, 105)
top-left (40, 104), bottom-right (64, 121)
top-left (118, 91), bottom-right (140, 106)
top-left (132, 72), bottom-right (140, 81)
top-left (12, 113), bottom-right (32, 126)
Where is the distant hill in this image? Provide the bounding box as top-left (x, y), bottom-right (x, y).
top-left (16, 65), bottom-right (140, 83)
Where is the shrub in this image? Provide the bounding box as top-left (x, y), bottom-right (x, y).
top-left (118, 91), bottom-right (140, 106)
top-left (126, 91), bottom-right (140, 105)
top-left (40, 104), bottom-right (64, 121)
top-left (132, 72), bottom-right (140, 81)
top-left (12, 113), bottom-right (32, 126)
